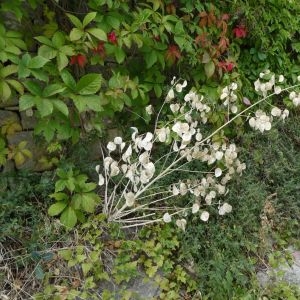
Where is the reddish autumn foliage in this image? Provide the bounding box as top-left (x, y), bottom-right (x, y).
top-left (107, 31), bottom-right (118, 44)
top-left (93, 41), bottom-right (106, 58)
top-left (218, 60), bottom-right (235, 72)
top-left (233, 25), bottom-right (247, 38)
top-left (165, 44), bottom-right (181, 64)
top-left (70, 54), bottom-right (87, 67)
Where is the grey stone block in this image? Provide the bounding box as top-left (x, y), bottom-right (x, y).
top-left (20, 111), bottom-right (37, 130)
top-left (0, 110), bottom-right (20, 126)
top-left (0, 97), bottom-right (19, 108)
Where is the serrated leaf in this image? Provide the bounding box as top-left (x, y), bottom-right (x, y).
top-left (70, 28), bottom-right (84, 41)
top-left (76, 73), bottom-right (102, 95)
top-left (86, 28), bottom-right (107, 41)
top-left (50, 192), bottom-right (68, 201)
top-left (19, 94), bottom-right (35, 110)
top-left (0, 81), bottom-right (11, 101)
top-left (115, 47), bottom-right (126, 64)
top-left (67, 14), bottom-right (83, 29)
top-left (82, 263), bottom-right (92, 276)
top-left (53, 100), bottom-right (69, 116)
top-left (38, 45), bottom-right (57, 60)
top-left (145, 51), bottom-right (157, 68)
top-left (35, 35), bottom-right (53, 46)
top-left (43, 84), bottom-right (66, 97)
top-left (57, 52), bottom-right (68, 72)
top-left (59, 249), bottom-right (72, 260)
top-left (30, 70), bottom-right (49, 82)
top-left (23, 81), bottom-right (42, 96)
top-left (83, 12), bottom-right (97, 28)
top-left (48, 201), bottom-right (68, 216)
top-left (60, 206), bottom-right (77, 228)
top-left (6, 79), bottom-right (24, 94)
top-left (28, 56), bottom-right (49, 69)
top-left (61, 70), bottom-right (76, 91)
top-left (0, 64), bottom-right (18, 77)
top-left (204, 61), bottom-right (215, 78)
top-left (52, 31), bottom-right (65, 48)
top-left (36, 98), bottom-right (54, 117)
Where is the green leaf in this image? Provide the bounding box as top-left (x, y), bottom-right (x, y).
top-left (23, 81), bottom-right (42, 96)
top-left (71, 95), bottom-right (102, 112)
top-left (61, 70), bottom-right (76, 91)
top-left (52, 31), bottom-right (65, 48)
top-left (0, 81), bottom-right (11, 101)
top-left (53, 100), bottom-right (69, 116)
top-left (82, 12), bottom-right (97, 28)
top-left (43, 84), bottom-right (66, 97)
top-left (48, 201), bottom-right (68, 216)
top-left (60, 45), bottom-right (74, 56)
top-left (70, 28), bottom-right (84, 41)
top-left (38, 45), bottom-right (57, 60)
top-left (35, 36), bottom-right (53, 47)
top-left (27, 56), bottom-right (49, 69)
top-left (60, 206), bottom-right (77, 228)
top-left (6, 79), bottom-right (24, 95)
top-left (66, 13), bottom-right (83, 29)
top-left (0, 64), bottom-right (18, 77)
top-left (82, 263), bottom-right (92, 276)
top-left (106, 15), bottom-right (120, 29)
top-left (145, 51), bottom-right (157, 69)
top-left (76, 73), bottom-right (102, 95)
top-left (59, 249), bottom-right (72, 260)
top-left (34, 265), bottom-right (45, 280)
top-left (19, 94), bottom-right (35, 110)
top-left (31, 70), bottom-right (49, 82)
top-left (115, 47), bottom-right (126, 64)
top-left (86, 28), bottom-right (107, 41)
top-left (57, 52), bottom-right (68, 72)
top-left (204, 61), bottom-right (215, 78)
top-left (174, 35), bottom-right (186, 49)
top-left (36, 98), bottom-right (54, 117)
top-left (50, 192), bottom-right (68, 201)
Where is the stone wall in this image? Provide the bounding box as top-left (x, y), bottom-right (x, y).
top-left (1, 98), bottom-right (44, 172)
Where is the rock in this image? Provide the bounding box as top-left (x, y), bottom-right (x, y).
top-left (6, 131), bottom-right (45, 171)
top-left (0, 97), bottom-right (19, 108)
top-left (0, 110), bottom-right (20, 126)
top-left (20, 111), bottom-right (37, 130)
top-left (257, 246), bottom-right (300, 287)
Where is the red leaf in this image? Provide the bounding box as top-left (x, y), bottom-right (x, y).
top-left (107, 31), bottom-right (118, 44)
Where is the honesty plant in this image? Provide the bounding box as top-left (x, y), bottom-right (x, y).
top-left (95, 72), bottom-right (300, 230)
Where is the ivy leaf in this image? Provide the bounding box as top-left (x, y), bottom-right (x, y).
top-left (60, 206), bottom-right (77, 228)
top-left (48, 201), bottom-right (68, 216)
top-left (76, 74), bottom-right (102, 95)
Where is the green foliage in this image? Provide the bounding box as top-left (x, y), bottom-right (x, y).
top-left (48, 167), bottom-right (100, 228)
top-left (0, 170), bottom-right (54, 241)
top-left (179, 116), bottom-right (300, 299)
